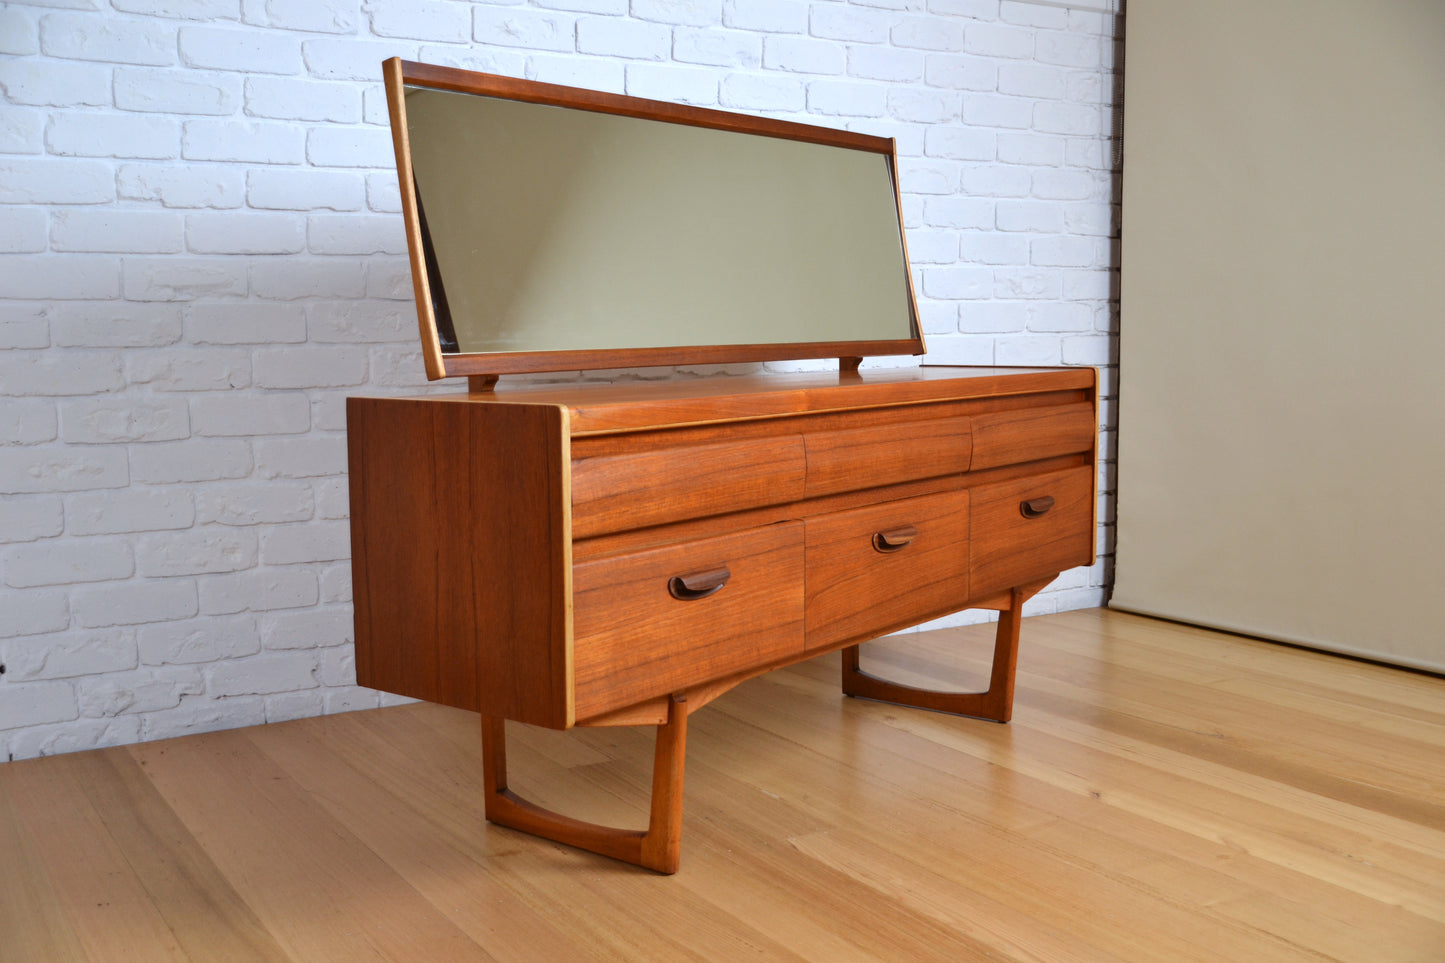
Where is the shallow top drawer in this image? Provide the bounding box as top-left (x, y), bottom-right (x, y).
top-left (571, 434), bottom-right (806, 538)
top-left (970, 403), bottom-right (1095, 472)
top-left (804, 416), bottom-right (972, 498)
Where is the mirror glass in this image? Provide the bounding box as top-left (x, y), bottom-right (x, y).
top-left (402, 85), bottom-right (918, 356)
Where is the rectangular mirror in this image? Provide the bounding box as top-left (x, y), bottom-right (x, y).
top-left (384, 59), bottom-right (924, 381)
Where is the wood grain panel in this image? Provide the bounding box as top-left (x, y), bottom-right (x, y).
top-left (570, 435), bottom-right (805, 537)
top-left (348, 397), bottom-right (573, 727)
top-left (572, 523), bottom-right (804, 719)
top-left (970, 402), bottom-right (1096, 471)
top-left (804, 490), bottom-right (970, 650)
top-left (421, 366), bottom-right (1090, 433)
top-left (969, 466), bottom-right (1094, 598)
top-left (804, 416), bottom-right (971, 497)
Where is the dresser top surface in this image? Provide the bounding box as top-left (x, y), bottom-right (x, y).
top-left (387, 365), bottom-right (1095, 434)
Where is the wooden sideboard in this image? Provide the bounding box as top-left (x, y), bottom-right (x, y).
top-left (348, 364), bottom-right (1097, 872)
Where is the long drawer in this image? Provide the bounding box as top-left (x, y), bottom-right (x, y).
top-left (804, 489), bottom-right (971, 651)
top-left (969, 466), bottom-right (1094, 598)
top-left (571, 522), bottom-right (805, 719)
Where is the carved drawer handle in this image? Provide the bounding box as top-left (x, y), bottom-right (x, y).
top-left (872, 525), bottom-right (919, 554)
top-left (668, 567), bottom-right (731, 601)
top-left (1020, 496), bottom-right (1056, 519)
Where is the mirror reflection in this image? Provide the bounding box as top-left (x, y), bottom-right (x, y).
top-left (402, 85), bottom-right (918, 356)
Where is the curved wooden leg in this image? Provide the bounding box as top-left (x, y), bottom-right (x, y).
top-left (842, 587), bottom-right (1024, 723)
top-left (481, 694), bottom-right (688, 874)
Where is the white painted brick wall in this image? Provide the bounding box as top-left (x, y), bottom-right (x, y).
top-left (0, 0), bottom-right (1120, 762)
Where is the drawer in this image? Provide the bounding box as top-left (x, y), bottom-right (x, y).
top-left (804, 490), bottom-right (970, 651)
top-left (969, 466), bottom-right (1093, 598)
top-left (570, 435), bottom-right (805, 538)
top-left (571, 522), bottom-right (804, 719)
top-left (804, 417), bottom-right (972, 498)
top-left (970, 403), bottom-right (1095, 472)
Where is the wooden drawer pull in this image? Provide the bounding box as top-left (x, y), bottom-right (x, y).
top-left (667, 567), bottom-right (731, 601)
top-left (871, 525), bottom-right (919, 554)
top-left (1020, 496), bottom-right (1056, 519)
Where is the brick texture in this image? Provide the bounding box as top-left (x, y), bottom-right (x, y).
top-left (0, 0), bottom-right (1119, 763)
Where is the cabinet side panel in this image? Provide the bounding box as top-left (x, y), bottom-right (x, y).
top-left (465, 401), bottom-right (573, 728)
top-left (350, 399), bottom-right (453, 706)
top-left (348, 398), bottom-right (571, 728)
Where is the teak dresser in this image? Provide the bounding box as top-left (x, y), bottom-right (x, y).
top-left (353, 59), bottom-right (1099, 873)
top-left (348, 365), bottom-right (1097, 872)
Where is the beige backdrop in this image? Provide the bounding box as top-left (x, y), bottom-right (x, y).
top-left (1113, 0), bottom-right (1445, 671)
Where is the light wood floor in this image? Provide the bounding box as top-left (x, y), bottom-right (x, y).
top-left (3, 608), bottom-right (1442, 962)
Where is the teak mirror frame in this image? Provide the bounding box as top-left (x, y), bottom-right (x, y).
top-left (382, 57), bottom-right (926, 382)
